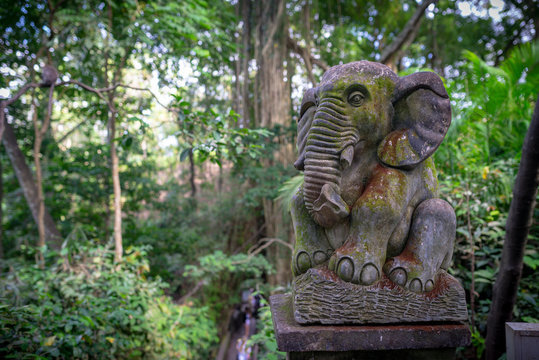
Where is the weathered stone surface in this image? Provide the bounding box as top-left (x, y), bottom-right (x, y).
top-left (291, 61), bottom-right (458, 293)
top-left (506, 322), bottom-right (539, 360)
top-left (293, 266), bottom-right (467, 324)
top-left (270, 293), bottom-right (471, 353)
top-left (287, 349), bottom-right (457, 360)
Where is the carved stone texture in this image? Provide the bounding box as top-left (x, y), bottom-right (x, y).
top-left (291, 60), bottom-right (460, 301)
top-left (293, 266), bottom-right (467, 324)
top-left (270, 294), bottom-right (471, 353)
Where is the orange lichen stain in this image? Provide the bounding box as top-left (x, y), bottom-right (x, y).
top-left (336, 239), bottom-right (357, 252)
top-left (423, 272), bottom-right (452, 300)
top-left (316, 265), bottom-right (341, 282)
top-left (378, 129), bottom-right (409, 164)
top-left (375, 274), bottom-right (402, 291)
top-left (395, 248), bottom-right (416, 263)
top-left (364, 165), bottom-right (404, 196)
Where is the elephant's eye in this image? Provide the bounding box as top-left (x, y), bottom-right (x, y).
top-left (347, 91), bottom-right (365, 107)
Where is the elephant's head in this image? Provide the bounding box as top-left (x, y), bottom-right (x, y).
top-left (295, 61), bottom-right (451, 228)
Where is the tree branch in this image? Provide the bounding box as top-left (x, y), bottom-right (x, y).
top-left (380, 0), bottom-right (436, 65)
top-left (115, 84), bottom-right (179, 113)
top-left (286, 36), bottom-right (329, 73)
top-left (0, 83), bottom-right (40, 141)
top-left (261, 0), bottom-right (285, 56)
top-left (59, 81), bottom-right (178, 113)
top-left (1, 77), bottom-right (178, 141)
top-left (494, 20), bottom-right (529, 66)
top-left (55, 118), bottom-right (88, 144)
top-left (246, 237), bottom-right (293, 258)
top-left (41, 84), bottom-right (55, 138)
top-left (178, 279), bottom-right (206, 304)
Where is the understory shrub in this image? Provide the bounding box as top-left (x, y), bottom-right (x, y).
top-left (0, 239), bottom-right (217, 359)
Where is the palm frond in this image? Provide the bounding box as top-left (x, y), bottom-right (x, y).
top-left (276, 174), bottom-right (304, 215)
top-left (501, 40), bottom-right (539, 86)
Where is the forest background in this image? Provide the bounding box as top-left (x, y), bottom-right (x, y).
top-left (0, 0), bottom-right (538, 359)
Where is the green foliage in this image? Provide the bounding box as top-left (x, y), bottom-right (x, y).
top-left (470, 327), bottom-right (486, 359)
top-left (183, 250), bottom-right (273, 282)
top-left (246, 296), bottom-right (285, 360)
top-left (174, 98), bottom-right (271, 167)
top-left (436, 41), bottom-right (539, 352)
top-left (180, 249), bottom-right (274, 321)
top-left (439, 40), bottom-right (539, 170)
top-left (0, 241), bottom-right (217, 359)
top-left (276, 174), bottom-right (304, 215)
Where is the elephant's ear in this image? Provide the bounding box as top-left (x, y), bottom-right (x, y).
top-left (294, 88), bottom-right (317, 170)
top-left (377, 72), bottom-right (451, 169)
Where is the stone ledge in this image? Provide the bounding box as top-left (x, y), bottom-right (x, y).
top-left (293, 267), bottom-right (468, 324)
top-left (270, 293), bottom-right (471, 353)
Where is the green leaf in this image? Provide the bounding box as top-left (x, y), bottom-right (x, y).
top-left (180, 148), bottom-right (192, 162)
top-left (523, 255), bottom-right (539, 270)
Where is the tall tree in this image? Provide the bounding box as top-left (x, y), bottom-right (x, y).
top-left (2, 121), bottom-right (62, 248)
top-left (254, 0), bottom-right (294, 285)
top-left (31, 83), bottom-right (56, 262)
top-left (485, 95), bottom-right (539, 360)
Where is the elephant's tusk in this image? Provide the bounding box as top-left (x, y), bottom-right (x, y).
top-left (294, 153), bottom-right (306, 170)
top-left (312, 183), bottom-right (350, 228)
top-left (340, 145), bottom-right (354, 170)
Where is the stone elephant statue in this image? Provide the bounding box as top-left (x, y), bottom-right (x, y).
top-left (291, 61), bottom-right (456, 293)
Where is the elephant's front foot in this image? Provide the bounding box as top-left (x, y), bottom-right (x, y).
top-left (328, 241), bottom-right (382, 285)
top-left (293, 248), bottom-right (333, 276)
top-left (383, 252), bottom-right (437, 293)
top-left (383, 198), bottom-right (456, 293)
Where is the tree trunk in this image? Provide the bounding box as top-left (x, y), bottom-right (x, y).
top-left (105, 3), bottom-right (124, 263)
top-left (31, 97), bottom-right (45, 263)
top-left (241, 0), bottom-right (252, 127)
top-left (301, 1), bottom-right (316, 86)
top-left (485, 95), bottom-right (539, 360)
top-left (32, 85), bottom-right (55, 264)
top-left (233, 1), bottom-right (242, 116)
top-left (255, 0), bottom-right (293, 286)
top-left (257, 0), bottom-right (289, 130)
top-left (188, 147), bottom-right (196, 198)
top-left (0, 155), bottom-right (3, 259)
top-left (108, 110), bottom-right (123, 262)
top-left (2, 120), bottom-right (61, 249)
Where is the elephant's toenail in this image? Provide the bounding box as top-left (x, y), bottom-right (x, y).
top-left (409, 279), bottom-right (422, 293)
top-left (296, 252), bottom-right (311, 274)
top-left (425, 279), bottom-right (434, 292)
top-left (338, 258), bottom-right (354, 282)
top-left (313, 251), bottom-right (328, 265)
top-left (360, 264), bottom-right (379, 285)
top-left (389, 268), bottom-right (407, 286)
top-left (328, 255), bottom-right (336, 270)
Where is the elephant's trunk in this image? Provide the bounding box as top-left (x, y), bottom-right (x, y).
top-left (303, 95), bottom-right (359, 228)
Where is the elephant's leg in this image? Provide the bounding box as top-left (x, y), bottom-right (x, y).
top-left (329, 166), bottom-right (412, 285)
top-left (291, 185), bottom-right (334, 276)
top-left (383, 198), bottom-right (456, 293)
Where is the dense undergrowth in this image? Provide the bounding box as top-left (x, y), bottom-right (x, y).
top-left (0, 240), bottom-right (218, 359)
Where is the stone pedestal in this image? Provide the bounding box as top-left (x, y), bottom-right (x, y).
top-left (270, 294), bottom-right (470, 360)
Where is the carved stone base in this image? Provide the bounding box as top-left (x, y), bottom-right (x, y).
top-left (270, 294), bottom-right (471, 359)
top-left (293, 266), bottom-right (468, 324)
